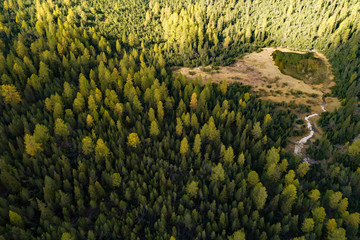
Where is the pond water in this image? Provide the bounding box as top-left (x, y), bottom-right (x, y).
top-left (272, 50), bottom-right (329, 85)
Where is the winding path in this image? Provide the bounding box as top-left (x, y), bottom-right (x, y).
top-left (294, 104), bottom-right (327, 163)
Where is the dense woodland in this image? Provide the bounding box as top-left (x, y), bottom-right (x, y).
top-left (0, 0), bottom-right (360, 239)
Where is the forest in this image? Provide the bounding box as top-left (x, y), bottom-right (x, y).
top-left (0, 0), bottom-right (360, 239)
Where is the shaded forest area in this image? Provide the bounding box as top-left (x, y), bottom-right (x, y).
top-left (0, 0), bottom-right (360, 240)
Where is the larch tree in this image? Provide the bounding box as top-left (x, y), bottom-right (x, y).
top-left (297, 161), bottom-right (310, 177)
top-left (180, 137), bottom-right (189, 155)
top-left (190, 92), bottom-right (197, 109)
top-left (328, 228), bottom-right (347, 240)
top-left (247, 171), bottom-right (260, 187)
top-left (157, 101), bottom-right (164, 121)
top-left (1, 84), bottom-right (21, 104)
top-left (251, 183), bottom-right (268, 210)
top-left (309, 189), bottom-right (321, 203)
top-left (150, 120), bottom-right (160, 137)
top-left (24, 134), bottom-right (43, 157)
top-left (111, 173), bottom-right (122, 188)
top-left (193, 134), bottom-right (202, 155)
top-left (127, 133), bottom-right (141, 148)
top-left (228, 229), bottom-right (246, 240)
top-left (186, 181), bottom-right (198, 198)
top-left (33, 124), bottom-right (50, 145)
top-left (349, 139), bottom-right (360, 156)
top-left (302, 218), bottom-right (314, 233)
top-left (211, 163), bottom-right (225, 182)
top-left (82, 136), bottom-right (94, 155)
top-left (238, 152), bottom-right (245, 165)
top-left (223, 146), bottom-right (235, 163)
top-left (252, 122), bottom-right (262, 140)
top-left (281, 184), bottom-right (297, 214)
top-left (219, 79), bottom-right (227, 95)
top-left (244, 92), bottom-right (250, 102)
top-left (176, 118), bottom-right (183, 136)
top-left (312, 207), bottom-right (326, 224)
top-left (9, 210), bottom-right (24, 228)
top-left (54, 118), bottom-right (69, 137)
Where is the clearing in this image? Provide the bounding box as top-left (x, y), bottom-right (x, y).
top-left (175, 47), bottom-right (340, 113)
top-left (174, 47), bottom-right (341, 156)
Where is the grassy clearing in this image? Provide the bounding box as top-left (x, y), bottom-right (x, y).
top-left (174, 47), bottom-right (340, 115)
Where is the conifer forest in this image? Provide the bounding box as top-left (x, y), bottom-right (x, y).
top-left (1, 0), bottom-right (360, 239)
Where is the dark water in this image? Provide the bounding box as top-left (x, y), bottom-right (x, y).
top-left (272, 50), bottom-right (329, 84)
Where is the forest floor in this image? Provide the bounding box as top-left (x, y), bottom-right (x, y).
top-left (174, 47), bottom-right (341, 155)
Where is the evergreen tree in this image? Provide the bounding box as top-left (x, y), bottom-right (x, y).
top-left (24, 134), bottom-right (43, 157)
top-left (1, 84), bottom-right (21, 104)
top-left (180, 137), bottom-right (189, 155)
top-left (186, 181), bottom-right (198, 198)
top-left (127, 133), bottom-right (141, 148)
top-left (150, 120), bottom-right (160, 137)
top-left (211, 163), bottom-right (225, 182)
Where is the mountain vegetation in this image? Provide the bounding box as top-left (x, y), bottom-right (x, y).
top-left (0, 0), bottom-right (360, 239)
